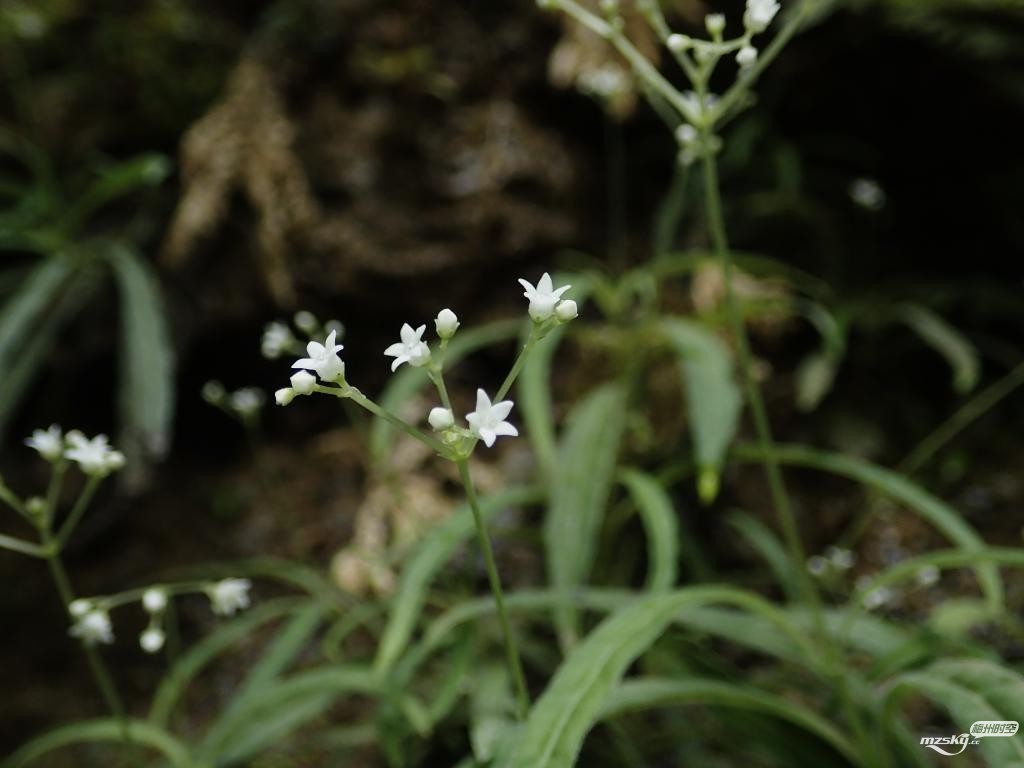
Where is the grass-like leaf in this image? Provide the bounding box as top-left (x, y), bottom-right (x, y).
top-left (618, 469), bottom-right (680, 591)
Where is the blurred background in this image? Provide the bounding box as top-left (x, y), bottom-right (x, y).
top-left (1, 0), bottom-right (1023, 761)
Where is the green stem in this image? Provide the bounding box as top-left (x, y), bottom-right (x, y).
top-left (56, 474), bottom-right (102, 548)
top-left (0, 481), bottom-right (32, 523)
top-left (496, 331), bottom-right (538, 402)
top-left (455, 459), bottom-right (530, 718)
top-left (319, 385), bottom-right (445, 454)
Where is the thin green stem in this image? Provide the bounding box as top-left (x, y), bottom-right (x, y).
top-left (56, 474), bottom-right (102, 548)
top-left (455, 458), bottom-right (529, 718)
top-left (496, 331), bottom-right (538, 402)
top-left (318, 385), bottom-right (445, 454)
top-left (45, 459), bottom-right (69, 527)
top-left (0, 481), bottom-right (32, 524)
top-left (0, 532), bottom-right (47, 557)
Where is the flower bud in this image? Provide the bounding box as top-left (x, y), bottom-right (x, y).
top-left (666, 34), bottom-right (690, 53)
top-left (294, 310), bottom-right (318, 334)
top-left (274, 388), bottom-right (295, 406)
top-left (69, 599), bottom-right (92, 618)
top-left (290, 370), bottom-right (317, 395)
top-left (736, 45), bottom-right (758, 68)
top-left (435, 308), bottom-right (460, 339)
top-left (556, 299), bottom-right (578, 321)
top-left (704, 13), bottom-right (725, 36)
top-left (140, 627), bottom-right (165, 654)
top-left (428, 407), bottom-right (455, 430)
top-left (142, 588), bottom-right (167, 614)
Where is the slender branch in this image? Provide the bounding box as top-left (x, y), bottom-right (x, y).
top-left (0, 532), bottom-right (48, 558)
top-left (456, 458), bottom-right (530, 718)
top-left (56, 474), bottom-right (102, 549)
top-left (318, 385), bottom-right (445, 454)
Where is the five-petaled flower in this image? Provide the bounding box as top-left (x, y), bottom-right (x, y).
top-left (518, 273), bottom-right (572, 322)
top-left (384, 324), bottom-right (431, 372)
top-left (207, 578), bottom-right (252, 616)
top-left (293, 330), bottom-right (345, 383)
top-left (70, 609), bottom-right (114, 645)
top-left (25, 425), bottom-right (63, 462)
top-left (64, 432), bottom-right (125, 477)
top-left (466, 389), bottom-right (519, 447)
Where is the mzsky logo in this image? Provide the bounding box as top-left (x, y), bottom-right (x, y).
top-left (920, 721), bottom-right (1019, 756)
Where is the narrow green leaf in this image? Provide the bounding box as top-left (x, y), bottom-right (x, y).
top-left (600, 678), bottom-right (858, 763)
top-left (105, 244), bottom-right (175, 472)
top-left (6, 718), bottom-right (192, 767)
top-left (231, 601), bottom-right (326, 702)
top-left (659, 318), bottom-right (742, 500)
top-left (618, 469), bottom-right (679, 591)
top-left (898, 304), bottom-right (979, 394)
top-left (727, 511), bottom-right (801, 600)
top-left (374, 485), bottom-right (542, 675)
top-left (736, 443), bottom-right (1003, 612)
top-left (545, 383), bottom-right (628, 648)
top-left (517, 324), bottom-right (564, 475)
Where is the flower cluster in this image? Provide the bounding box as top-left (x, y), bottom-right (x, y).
top-left (261, 312), bottom-right (344, 360)
top-left (25, 426), bottom-right (125, 477)
top-left (66, 578), bottom-right (253, 652)
top-left (275, 273), bottom-right (577, 454)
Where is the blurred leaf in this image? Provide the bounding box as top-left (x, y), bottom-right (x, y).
top-left (897, 303), bottom-right (979, 395)
top-left (929, 598), bottom-right (994, 638)
top-left (470, 665), bottom-right (517, 763)
top-left (660, 318), bottom-right (742, 500)
top-left (6, 718), bottom-right (192, 767)
top-left (0, 257), bottom-right (72, 376)
top-left (727, 511), bottom-right (802, 600)
top-left (105, 244), bottom-right (175, 477)
top-left (618, 469), bottom-right (680, 591)
top-left (67, 153), bottom-right (170, 231)
top-left (545, 383), bottom-right (628, 649)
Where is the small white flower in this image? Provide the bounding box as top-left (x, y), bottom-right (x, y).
top-left (666, 33), bottom-right (690, 53)
top-left (292, 330), bottom-right (345, 383)
top-left (466, 389), bottom-right (518, 448)
top-left (435, 308), bottom-right (460, 339)
top-left (849, 178), bottom-right (886, 211)
top-left (275, 387), bottom-right (295, 406)
top-left (70, 609), bottom-right (114, 645)
top-left (806, 555), bottom-right (828, 576)
top-left (289, 370), bottom-right (317, 395)
top-left (518, 273), bottom-right (571, 322)
top-left (384, 324), bottom-right (431, 372)
top-left (229, 388), bottom-right (265, 417)
top-left (69, 599), bottom-right (92, 618)
top-left (64, 432), bottom-right (125, 477)
top-left (202, 380), bottom-right (226, 404)
top-left (556, 299), bottom-right (578, 321)
top-left (142, 588), bottom-right (167, 614)
top-left (428, 407), bottom-right (455, 430)
top-left (862, 586), bottom-right (893, 611)
top-left (825, 546), bottom-right (855, 570)
top-left (705, 13), bottom-right (725, 35)
top-left (744, 0), bottom-right (780, 33)
top-left (261, 322), bottom-right (295, 359)
top-left (139, 627), bottom-right (165, 654)
top-left (916, 564), bottom-right (940, 587)
top-left (736, 45), bottom-right (758, 68)
top-left (675, 124), bottom-right (698, 146)
top-left (207, 578), bottom-right (252, 616)
top-left (25, 425), bottom-right (63, 461)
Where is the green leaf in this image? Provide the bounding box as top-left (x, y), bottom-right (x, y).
top-left (600, 678), bottom-right (858, 763)
top-left (6, 719), bottom-right (192, 767)
top-left (726, 511), bottom-right (801, 600)
top-left (517, 324), bottom-right (565, 475)
top-left (105, 244), bottom-right (175, 477)
top-left (898, 304), bottom-right (980, 395)
top-left (659, 318), bottom-right (742, 501)
top-left (794, 351), bottom-right (838, 413)
top-left (0, 256), bottom-right (72, 381)
top-left (545, 383), bottom-right (628, 648)
top-left (374, 485), bottom-right (542, 675)
top-left (370, 319), bottom-right (520, 466)
top-left (735, 443), bottom-right (1003, 612)
top-left (618, 469), bottom-right (679, 591)
top-left (68, 153), bottom-right (170, 230)
top-left (149, 597), bottom-right (309, 727)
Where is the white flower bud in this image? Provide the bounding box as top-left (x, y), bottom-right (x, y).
top-left (70, 609), bottom-right (114, 645)
top-left (69, 599), bottom-right (92, 618)
top-left (275, 388), bottom-right (295, 406)
top-left (675, 124), bottom-right (698, 146)
top-left (428, 407), bottom-right (455, 430)
top-left (736, 45), bottom-right (758, 68)
top-left (294, 310), bottom-right (318, 334)
top-left (142, 588), bottom-right (167, 614)
top-left (202, 380), bottom-right (225, 404)
top-left (140, 627), bottom-right (165, 654)
top-left (705, 13), bottom-right (725, 35)
top-left (435, 308), bottom-right (460, 339)
top-left (666, 34), bottom-right (690, 53)
top-left (290, 370), bottom-right (317, 395)
top-left (25, 425), bottom-right (63, 461)
top-left (744, 0), bottom-right (780, 33)
top-left (556, 299), bottom-right (578, 321)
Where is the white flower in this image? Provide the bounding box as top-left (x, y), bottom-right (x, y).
top-left (736, 45), bottom-right (758, 68)
top-left (292, 330), bottom-right (345, 383)
top-left (862, 586), bottom-right (893, 611)
top-left (69, 599), bottom-right (92, 618)
top-left (666, 33), bottom-right (690, 53)
top-left (139, 627), bottom-right (165, 654)
top-left (64, 432), bottom-right (125, 477)
top-left (466, 389), bottom-right (518, 448)
top-left (294, 310), bottom-right (318, 334)
top-left (518, 273), bottom-right (571, 322)
top-left (202, 380), bottom-right (225, 404)
top-left (428, 407), bottom-right (455, 430)
top-left (825, 546), bottom-right (855, 570)
top-left (70, 609), bottom-right (114, 645)
top-left (261, 322), bottom-right (295, 359)
top-left (806, 555), bottom-right (827, 576)
top-left (556, 299), bottom-right (578, 321)
top-left (229, 388), bottom-right (265, 417)
top-left (384, 324), bottom-right (431, 372)
top-left (207, 578), bottom-right (252, 616)
top-left (849, 178), bottom-right (886, 211)
top-left (916, 564), bottom-right (940, 587)
top-left (25, 425), bottom-right (63, 461)
top-left (142, 588), bottom-right (167, 614)
top-left (435, 308), bottom-right (460, 339)
top-left (744, 0), bottom-right (780, 33)
top-left (289, 370), bottom-right (317, 395)
top-left (705, 13), bottom-right (725, 35)
top-left (275, 388), bottom-right (295, 406)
